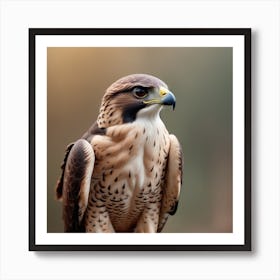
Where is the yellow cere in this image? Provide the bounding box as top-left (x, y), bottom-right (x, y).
top-left (159, 86), bottom-right (169, 97)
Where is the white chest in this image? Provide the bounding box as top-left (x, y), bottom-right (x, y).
top-left (88, 112), bottom-right (170, 231)
top-left (92, 114), bottom-right (169, 184)
top-left (121, 117), bottom-right (169, 191)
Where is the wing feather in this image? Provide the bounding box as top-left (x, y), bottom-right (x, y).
top-left (56, 143), bottom-right (75, 200)
top-left (58, 139), bottom-right (95, 232)
top-left (158, 134), bottom-right (183, 232)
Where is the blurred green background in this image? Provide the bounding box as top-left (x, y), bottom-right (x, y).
top-left (47, 47), bottom-right (232, 233)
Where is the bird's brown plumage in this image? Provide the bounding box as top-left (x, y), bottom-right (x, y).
top-left (56, 74), bottom-right (183, 233)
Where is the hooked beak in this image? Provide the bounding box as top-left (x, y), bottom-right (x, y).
top-left (143, 86), bottom-right (176, 110)
top-left (161, 90), bottom-right (176, 110)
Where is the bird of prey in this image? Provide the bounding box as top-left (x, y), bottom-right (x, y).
top-left (56, 74), bottom-right (183, 233)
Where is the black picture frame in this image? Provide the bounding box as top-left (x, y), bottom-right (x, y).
top-left (29, 28), bottom-right (251, 251)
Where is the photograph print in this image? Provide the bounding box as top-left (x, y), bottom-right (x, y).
top-left (29, 28), bottom-right (251, 250)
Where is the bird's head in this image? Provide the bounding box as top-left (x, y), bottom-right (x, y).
top-left (97, 74), bottom-right (176, 128)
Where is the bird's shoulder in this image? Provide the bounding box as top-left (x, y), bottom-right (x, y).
top-left (81, 121), bottom-right (107, 142)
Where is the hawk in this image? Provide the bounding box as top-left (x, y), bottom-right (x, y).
top-left (56, 74), bottom-right (183, 233)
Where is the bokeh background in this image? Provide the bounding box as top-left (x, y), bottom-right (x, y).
top-left (47, 47), bottom-right (232, 233)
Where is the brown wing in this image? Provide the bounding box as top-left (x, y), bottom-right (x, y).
top-left (157, 134), bottom-right (183, 232)
top-left (55, 139), bottom-right (95, 232)
top-left (56, 143), bottom-right (75, 200)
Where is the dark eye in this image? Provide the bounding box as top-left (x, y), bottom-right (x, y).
top-left (132, 86), bottom-right (148, 98)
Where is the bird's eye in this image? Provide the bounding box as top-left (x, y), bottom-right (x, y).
top-left (132, 87), bottom-right (148, 99)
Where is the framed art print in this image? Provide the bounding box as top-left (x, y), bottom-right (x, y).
top-left (29, 28), bottom-right (251, 251)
